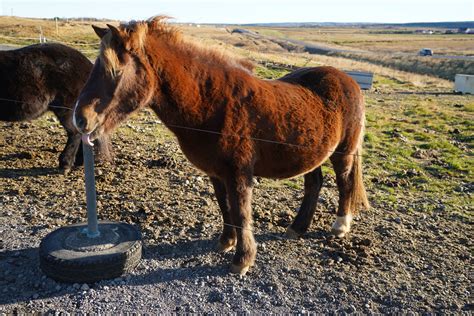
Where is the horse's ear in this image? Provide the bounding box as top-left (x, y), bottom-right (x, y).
top-left (92, 25), bottom-right (108, 39)
top-left (106, 24), bottom-right (122, 40)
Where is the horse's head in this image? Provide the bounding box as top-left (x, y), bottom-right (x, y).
top-left (74, 20), bottom-right (160, 140)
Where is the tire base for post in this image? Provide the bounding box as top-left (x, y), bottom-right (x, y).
top-left (39, 221), bottom-right (142, 283)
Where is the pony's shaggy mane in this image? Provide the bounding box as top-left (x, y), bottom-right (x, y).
top-left (99, 15), bottom-right (253, 76)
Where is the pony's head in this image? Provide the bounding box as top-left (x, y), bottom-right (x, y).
top-left (73, 17), bottom-right (173, 139)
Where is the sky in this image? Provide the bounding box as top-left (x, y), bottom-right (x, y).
top-left (1, 0), bottom-right (473, 24)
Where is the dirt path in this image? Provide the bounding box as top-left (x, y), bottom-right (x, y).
top-left (0, 113), bottom-right (472, 313)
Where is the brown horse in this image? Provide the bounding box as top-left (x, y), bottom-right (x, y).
top-left (74, 17), bottom-right (369, 275)
top-left (0, 43), bottom-right (111, 173)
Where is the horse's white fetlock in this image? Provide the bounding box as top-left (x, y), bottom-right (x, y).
top-left (331, 214), bottom-right (353, 238)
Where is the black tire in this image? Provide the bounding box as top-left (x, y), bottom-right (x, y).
top-left (39, 221), bottom-right (142, 283)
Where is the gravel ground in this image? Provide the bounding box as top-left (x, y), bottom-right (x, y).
top-left (0, 112), bottom-right (472, 314)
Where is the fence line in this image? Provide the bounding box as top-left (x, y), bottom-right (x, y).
top-left (0, 36), bottom-right (469, 159)
top-left (2, 95), bottom-right (471, 159)
top-left (0, 34), bottom-right (99, 47)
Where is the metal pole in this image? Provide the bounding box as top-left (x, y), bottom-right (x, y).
top-left (82, 142), bottom-right (100, 238)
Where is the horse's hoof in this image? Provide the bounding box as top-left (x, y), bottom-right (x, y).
top-left (331, 215), bottom-right (352, 238)
top-left (284, 227), bottom-right (301, 239)
top-left (62, 167), bottom-right (71, 176)
top-left (230, 263), bottom-right (250, 275)
top-left (218, 237), bottom-right (237, 253)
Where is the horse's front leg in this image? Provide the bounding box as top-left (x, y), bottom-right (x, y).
top-left (225, 173), bottom-right (256, 275)
top-left (210, 177), bottom-right (237, 252)
top-left (59, 132), bottom-right (82, 174)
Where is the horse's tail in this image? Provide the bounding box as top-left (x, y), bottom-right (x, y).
top-left (350, 111), bottom-right (370, 213)
top-left (350, 145), bottom-right (370, 213)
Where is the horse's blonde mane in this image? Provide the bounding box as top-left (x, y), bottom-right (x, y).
top-left (99, 16), bottom-right (253, 77)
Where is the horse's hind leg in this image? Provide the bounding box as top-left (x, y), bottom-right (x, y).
top-left (330, 151), bottom-right (368, 238)
top-left (285, 167), bottom-right (323, 238)
top-left (210, 177), bottom-right (237, 252)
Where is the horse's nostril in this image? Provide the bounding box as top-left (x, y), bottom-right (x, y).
top-left (75, 116), bottom-right (86, 129)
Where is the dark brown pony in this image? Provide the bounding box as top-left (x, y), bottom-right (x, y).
top-left (74, 17), bottom-right (369, 275)
top-left (0, 43), bottom-right (111, 173)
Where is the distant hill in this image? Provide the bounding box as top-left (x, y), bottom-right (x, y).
top-left (240, 21), bottom-right (474, 29)
top-left (384, 21), bottom-right (474, 29)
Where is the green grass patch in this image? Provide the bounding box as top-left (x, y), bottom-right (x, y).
top-left (255, 65), bottom-right (290, 79)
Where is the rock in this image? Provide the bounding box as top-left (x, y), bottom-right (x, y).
top-left (348, 304), bottom-right (357, 313)
top-left (81, 284), bottom-right (90, 291)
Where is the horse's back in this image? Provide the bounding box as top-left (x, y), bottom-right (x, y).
top-left (279, 66), bottom-right (361, 108)
top-left (0, 43), bottom-right (92, 121)
top-left (279, 66), bottom-right (365, 138)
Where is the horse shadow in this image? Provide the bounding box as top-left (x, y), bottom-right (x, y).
top-left (0, 230), bottom-right (295, 305)
top-left (0, 230), bottom-right (343, 306)
top-left (0, 166), bottom-right (60, 179)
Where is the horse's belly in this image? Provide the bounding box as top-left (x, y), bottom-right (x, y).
top-left (253, 143), bottom-right (336, 179)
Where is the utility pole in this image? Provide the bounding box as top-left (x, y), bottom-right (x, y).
top-left (55, 17), bottom-right (59, 36)
top-left (39, 26), bottom-right (44, 43)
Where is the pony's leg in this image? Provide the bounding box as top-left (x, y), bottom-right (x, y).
top-left (94, 134), bottom-right (113, 164)
top-left (225, 173), bottom-right (256, 275)
top-left (58, 131), bottom-right (82, 173)
top-left (52, 108), bottom-right (81, 173)
top-left (330, 154), bottom-right (355, 238)
top-left (285, 167), bottom-right (323, 238)
top-left (74, 140), bottom-right (84, 166)
top-left (210, 177), bottom-right (237, 252)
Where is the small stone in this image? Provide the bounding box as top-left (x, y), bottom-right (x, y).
top-left (348, 304), bottom-right (357, 313)
top-left (80, 284), bottom-right (89, 291)
top-left (32, 294), bottom-right (39, 299)
top-left (55, 285), bottom-right (61, 291)
top-left (394, 217), bottom-right (402, 224)
top-left (73, 283), bottom-right (80, 289)
top-left (336, 256), bottom-right (343, 263)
